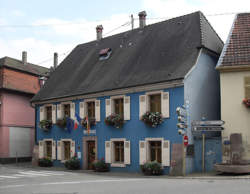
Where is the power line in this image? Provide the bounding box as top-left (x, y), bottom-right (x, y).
top-left (0, 11), bottom-right (245, 28)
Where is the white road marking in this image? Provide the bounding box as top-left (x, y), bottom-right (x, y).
top-left (0, 170), bottom-right (66, 180)
top-left (0, 175), bottom-right (19, 179)
top-left (0, 178), bottom-right (150, 189)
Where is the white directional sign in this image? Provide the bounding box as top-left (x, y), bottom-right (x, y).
top-left (192, 120), bottom-right (225, 126)
top-left (192, 126), bottom-right (224, 131)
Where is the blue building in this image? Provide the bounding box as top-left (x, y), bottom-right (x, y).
top-left (31, 11), bottom-right (223, 174)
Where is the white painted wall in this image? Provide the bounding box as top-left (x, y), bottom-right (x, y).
top-left (220, 71), bottom-right (250, 161)
top-left (9, 127), bottom-right (32, 157)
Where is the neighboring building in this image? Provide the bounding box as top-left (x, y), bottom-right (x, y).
top-left (217, 13), bottom-right (250, 164)
top-left (31, 11), bottom-right (223, 174)
top-left (0, 52), bottom-right (49, 163)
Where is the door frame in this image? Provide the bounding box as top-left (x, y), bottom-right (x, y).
top-left (82, 136), bottom-right (98, 170)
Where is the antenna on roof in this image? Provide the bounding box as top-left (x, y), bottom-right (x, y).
top-left (131, 14), bottom-right (134, 30)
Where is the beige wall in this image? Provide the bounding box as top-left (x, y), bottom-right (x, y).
top-left (220, 71), bottom-right (250, 161)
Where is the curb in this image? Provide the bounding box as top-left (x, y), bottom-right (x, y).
top-left (2, 164), bottom-right (250, 180)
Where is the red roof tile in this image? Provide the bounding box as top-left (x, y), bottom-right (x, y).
top-left (220, 13), bottom-right (250, 67)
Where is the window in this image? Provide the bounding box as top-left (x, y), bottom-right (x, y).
top-left (149, 94), bottom-right (161, 113)
top-left (87, 101), bottom-right (95, 118)
top-left (38, 139), bottom-right (56, 160)
top-left (139, 91), bottom-right (169, 119)
top-left (63, 141), bottom-right (71, 160)
top-left (63, 104), bottom-right (71, 117)
top-left (45, 140), bottom-right (52, 158)
top-left (244, 77), bottom-right (250, 99)
top-left (105, 139), bottom-right (130, 167)
top-left (149, 141), bottom-right (162, 163)
top-left (57, 139), bottom-right (75, 161)
top-left (45, 106), bottom-right (52, 121)
top-left (114, 141), bottom-right (124, 163)
top-left (99, 48), bottom-right (112, 61)
top-left (114, 98), bottom-right (124, 118)
top-left (139, 138), bottom-right (170, 166)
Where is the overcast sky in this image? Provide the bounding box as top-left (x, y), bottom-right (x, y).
top-left (0, 0), bottom-right (249, 68)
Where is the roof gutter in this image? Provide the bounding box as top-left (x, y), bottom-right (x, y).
top-left (31, 79), bottom-right (184, 105)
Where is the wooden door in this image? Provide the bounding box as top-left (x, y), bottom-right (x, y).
top-left (87, 141), bottom-right (96, 170)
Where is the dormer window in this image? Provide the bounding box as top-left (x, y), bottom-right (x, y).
top-left (99, 48), bottom-right (112, 61)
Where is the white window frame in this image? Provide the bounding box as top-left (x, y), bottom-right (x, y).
top-left (140, 137), bottom-right (170, 167)
top-left (110, 138), bottom-right (126, 167)
top-left (84, 98), bottom-right (96, 118)
top-left (43, 138), bottom-right (53, 158)
top-left (60, 102), bottom-right (72, 118)
top-left (139, 90), bottom-right (169, 119)
top-left (110, 95), bottom-right (125, 115)
top-left (59, 138), bottom-right (74, 162)
top-left (145, 90), bottom-right (163, 113)
top-left (44, 104), bottom-right (52, 120)
top-left (145, 138), bottom-right (164, 163)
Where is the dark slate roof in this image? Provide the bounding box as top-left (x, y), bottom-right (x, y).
top-left (217, 13), bottom-right (250, 68)
top-left (0, 56), bottom-right (49, 76)
top-left (32, 11), bottom-right (223, 102)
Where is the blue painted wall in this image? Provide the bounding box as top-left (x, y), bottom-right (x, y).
top-left (36, 86), bottom-right (184, 173)
top-left (184, 48), bottom-right (221, 173)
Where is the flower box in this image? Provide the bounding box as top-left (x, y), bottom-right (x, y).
top-left (93, 158), bottom-right (110, 172)
top-left (104, 113), bottom-right (124, 128)
top-left (39, 119), bottom-right (52, 132)
top-left (141, 161), bottom-right (163, 175)
top-left (141, 112), bottom-right (163, 127)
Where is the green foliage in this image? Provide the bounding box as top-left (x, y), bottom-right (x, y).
top-left (141, 161), bottom-right (163, 175)
top-left (39, 119), bottom-right (52, 132)
top-left (93, 158), bottom-right (109, 172)
top-left (38, 158), bottom-right (53, 167)
top-left (141, 112), bottom-right (163, 127)
top-left (56, 117), bottom-right (67, 129)
top-left (65, 156), bottom-right (80, 170)
top-left (104, 113), bottom-right (124, 128)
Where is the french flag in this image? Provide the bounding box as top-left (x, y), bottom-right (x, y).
top-left (74, 113), bottom-right (81, 130)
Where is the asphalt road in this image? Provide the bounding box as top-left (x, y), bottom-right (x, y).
top-left (1, 165), bottom-right (250, 194)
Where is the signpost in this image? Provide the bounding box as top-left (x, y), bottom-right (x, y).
top-left (191, 120), bottom-right (225, 172)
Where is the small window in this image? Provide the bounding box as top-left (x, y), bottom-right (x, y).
top-left (87, 101), bottom-right (95, 119)
top-left (99, 48), bottom-right (112, 61)
top-left (114, 141), bottom-right (124, 163)
top-left (63, 141), bottom-right (71, 160)
top-left (149, 94), bottom-right (161, 113)
top-left (114, 98), bottom-right (124, 118)
top-left (45, 140), bottom-right (52, 159)
top-left (244, 77), bottom-right (250, 99)
top-left (149, 141), bottom-right (162, 163)
top-left (63, 104), bottom-right (71, 117)
top-left (45, 106), bottom-right (52, 121)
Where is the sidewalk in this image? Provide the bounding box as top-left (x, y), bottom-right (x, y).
top-left (2, 162), bottom-right (250, 180)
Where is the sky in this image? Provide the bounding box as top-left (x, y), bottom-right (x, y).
top-left (0, 0), bottom-right (249, 68)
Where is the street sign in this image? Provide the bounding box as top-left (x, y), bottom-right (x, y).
top-left (192, 126), bottom-right (224, 131)
top-left (183, 135), bottom-right (188, 146)
top-left (192, 120), bottom-right (225, 126)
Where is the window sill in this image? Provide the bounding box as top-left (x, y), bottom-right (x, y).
top-left (111, 163), bottom-right (126, 168)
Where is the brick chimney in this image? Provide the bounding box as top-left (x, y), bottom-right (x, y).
top-left (138, 11), bottom-right (147, 28)
top-left (22, 51), bottom-right (27, 65)
top-left (96, 25), bottom-right (103, 40)
top-left (54, 52), bottom-right (58, 69)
